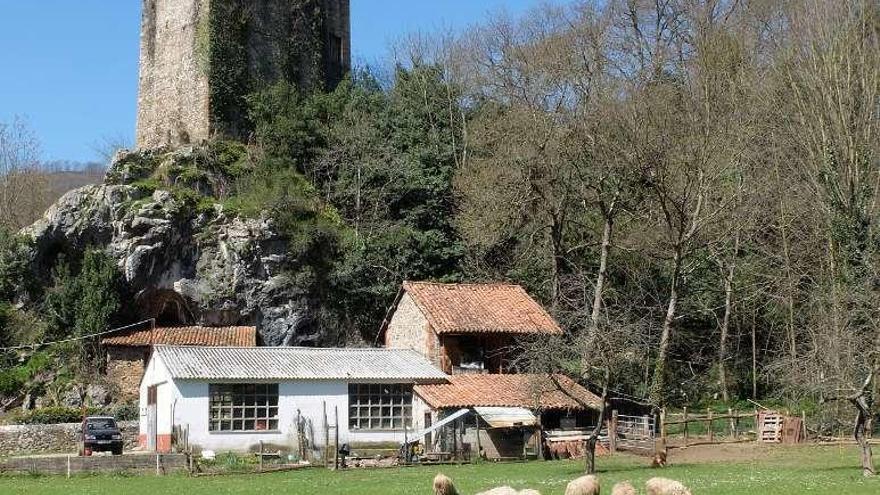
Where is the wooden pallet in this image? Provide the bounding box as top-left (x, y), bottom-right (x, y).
top-left (759, 413), bottom-right (784, 443)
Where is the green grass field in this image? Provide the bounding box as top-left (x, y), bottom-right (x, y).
top-left (0, 445), bottom-right (877, 494)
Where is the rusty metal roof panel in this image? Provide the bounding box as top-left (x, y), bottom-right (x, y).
top-left (154, 346), bottom-right (449, 381)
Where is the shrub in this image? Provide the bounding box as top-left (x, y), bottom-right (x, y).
top-left (0, 351), bottom-right (54, 396)
top-left (111, 403), bottom-right (139, 422)
top-left (7, 406), bottom-right (101, 425)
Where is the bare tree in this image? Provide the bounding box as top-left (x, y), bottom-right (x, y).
top-left (0, 116), bottom-right (48, 230)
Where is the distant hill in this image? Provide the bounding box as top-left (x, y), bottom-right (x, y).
top-left (47, 170), bottom-right (104, 198)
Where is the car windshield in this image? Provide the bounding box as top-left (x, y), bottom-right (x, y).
top-left (87, 418), bottom-right (117, 430)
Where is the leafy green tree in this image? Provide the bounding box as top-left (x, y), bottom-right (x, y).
top-left (42, 250), bottom-right (127, 352)
top-left (0, 228), bottom-right (31, 301)
top-left (321, 65), bottom-right (467, 338)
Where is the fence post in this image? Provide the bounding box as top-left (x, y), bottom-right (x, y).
top-left (707, 408), bottom-right (714, 443)
top-left (609, 410), bottom-right (618, 453)
top-left (754, 409), bottom-right (759, 443)
top-left (733, 409), bottom-right (740, 440)
top-left (801, 410), bottom-right (808, 442)
top-left (322, 401), bottom-right (329, 468)
top-left (334, 406), bottom-right (340, 470)
top-left (659, 408), bottom-right (667, 454)
top-left (660, 408), bottom-right (667, 447)
top-left (683, 407), bottom-right (689, 446)
top-left (728, 408), bottom-right (735, 439)
top-left (67, 455), bottom-right (71, 479)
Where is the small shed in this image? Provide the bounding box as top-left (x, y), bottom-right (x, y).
top-left (102, 325), bottom-right (257, 402)
top-left (380, 282), bottom-right (563, 374)
top-left (139, 346), bottom-right (447, 456)
top-left (413, 374), bottom-right (602, 460)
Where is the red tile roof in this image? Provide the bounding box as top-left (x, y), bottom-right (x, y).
top-left (402, 282), bottom-right (562, 335)
top-left (102, 326), bottom-right (257, 347)
top-left (414, 374), bottom-right (602, 410)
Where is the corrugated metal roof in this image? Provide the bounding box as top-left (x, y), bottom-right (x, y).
top-left (154, 346), bottom-right (449, 381)
top-left (474, 407), bottom-right (538, 428)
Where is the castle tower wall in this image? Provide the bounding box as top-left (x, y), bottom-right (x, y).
top-left (136, 0), bottom-right (212, 150)
top-left (136, 0), bottom-right (351, 150)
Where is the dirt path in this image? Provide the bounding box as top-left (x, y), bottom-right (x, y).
top-left (667, 442), bottom-right (800, 464)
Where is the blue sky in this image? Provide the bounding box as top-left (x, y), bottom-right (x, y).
top-left (0, 1), bottom-right (560, 164)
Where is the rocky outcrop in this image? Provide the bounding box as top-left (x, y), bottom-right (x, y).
top-left (22, 149), bottom-right (317, 346)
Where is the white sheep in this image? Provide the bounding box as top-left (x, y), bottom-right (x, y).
top-left (611, 481), bottom-right (637, 495)
top-left (645, 477), bottom-right (692, 495)
top-left (475, 487), bottom-right (543, 495)
top-left (475, 488), bottom-right (518, 495)
top-left (565, 475), bottom-right (601, 495)
top-left (433, 473), bottom-right (460, 495)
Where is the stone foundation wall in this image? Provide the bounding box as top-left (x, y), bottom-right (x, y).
top-left (0, 421), bottom-right (139, 456)
top-left (0, 453), bottom-right (187, 475)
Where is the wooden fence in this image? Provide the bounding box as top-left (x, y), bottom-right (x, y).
top-left (607, 411), bottom-right (656, 455)
top-left (605, 407), bottom-right (808, 454)
top-left (660, 407), bottom-right (758, 446)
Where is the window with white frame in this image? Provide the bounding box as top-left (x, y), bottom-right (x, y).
top-left (348, 384), bottom-right (413, 431)
top-left (209, 384), bottom-right (279, 432)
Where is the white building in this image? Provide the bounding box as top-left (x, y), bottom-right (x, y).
top-left (139, 346), bottom-right (447, 456)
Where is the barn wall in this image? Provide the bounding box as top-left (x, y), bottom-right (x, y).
top-left (138, 354), bottom-right (178, 452)
top-left (106, 346), bottom-right (150, 403)
top-left (385, 293), bottom-right (440, 368)
top-left (141, 365), bottom-right (424, 455)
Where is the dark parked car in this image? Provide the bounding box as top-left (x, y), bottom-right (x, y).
top-left (79, 416), bottom-right (123, 456)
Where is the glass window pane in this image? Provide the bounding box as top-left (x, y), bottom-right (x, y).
top-left (209, 384), bottom-right (279, 432)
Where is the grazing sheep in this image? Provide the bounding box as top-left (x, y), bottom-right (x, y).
top-left (611, 481), bottom-right (637, 495)
top-left (475, 487), bottom-right (518, 495)
top-left (645, 477), bottom-right (692, 495)
top-left (476, 487), bottom-right (542, 495)
top-left (433, 473), bottom-right (459, 495)
top-left (565, 475), bottom-right (601, 495)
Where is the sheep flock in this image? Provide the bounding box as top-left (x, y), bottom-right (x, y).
top-left (433, 473), bottom-right (693, 495)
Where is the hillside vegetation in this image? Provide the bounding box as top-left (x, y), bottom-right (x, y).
top-left (0, 0), bottom-right (879, 448)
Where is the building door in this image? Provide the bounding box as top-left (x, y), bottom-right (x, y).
top-left (147, 385), bottom-right (158, 451)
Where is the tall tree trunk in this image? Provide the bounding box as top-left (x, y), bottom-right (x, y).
top-left (586, 214), bottom-right (613, 353)
top-left (718, 234), bottom-right (740, 403)
top-left (751, 310), bottom-right (758, 400)
top-left (651, 248), bottom-right (682, 406)
top-left (585, 370), bottom-right (609, 474)
top-left (852, 391), bottom-right (876, 477)
top-left (776, 166), bottom-right (798, 361)
top-left (550, 212), bottom-right (565, 309)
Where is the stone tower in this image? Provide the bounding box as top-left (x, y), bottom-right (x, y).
top-left (136, 0), bottom-right (351, 149)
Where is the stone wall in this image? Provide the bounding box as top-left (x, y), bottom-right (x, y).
top-left (136, 0), bottom-right (352, 149)
top-left (136, 0), bottom-right (211, 149)
top-left (0, 421), bottom-right (139, 456)
top-left (0, 453), bottom-right (187, 475)
top-left (384, 293), bottom-right (440, 367)
top-left (105, 346), bottom-right (151, 403)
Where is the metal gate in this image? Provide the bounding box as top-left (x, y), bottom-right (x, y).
top-left (614, 414), bottom-right (655, 454)
top-left (147, 385), bottom-right (158, 451)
